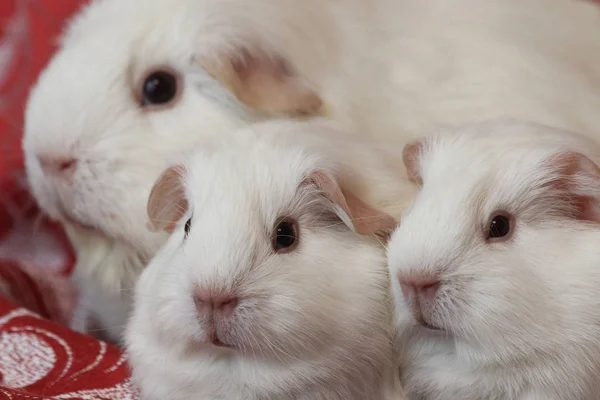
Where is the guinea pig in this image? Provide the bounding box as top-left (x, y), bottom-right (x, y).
top-left (23, 0), bottom-right (600, 342)
top-left (387, 119), bottom-right (600, 400)
top-left (125, 120), bottom-right (409, 400)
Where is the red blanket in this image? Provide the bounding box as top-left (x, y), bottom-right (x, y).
top-left (0, 295), bottom-right (139, 400)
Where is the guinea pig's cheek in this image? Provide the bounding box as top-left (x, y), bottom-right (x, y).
top-left (225, 300), bottom-right (261, 334)
top-left (219, 300), bottom-right (282, 355)
top-left (154, 288), bottom-right (199, 340)
top-left (433, 287), bottom-right (471, 331)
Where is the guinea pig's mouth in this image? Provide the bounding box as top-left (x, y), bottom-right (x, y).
top-left (406, 299), bottom-right (445, 332)
top-left (419, 320), bottom-right (444, 332)
top-left (205, 327), bottom-right (236, 350)
top-left (61, 213), bottom-right (101, 234)
top-left (411, 311), bottom-right (444, 331)
top-left (211, 337), bottom-right (233, 349)
top-left (55, 202), bottom-right (101, 234)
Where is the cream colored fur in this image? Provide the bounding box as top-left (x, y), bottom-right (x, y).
top-left (23, 0), bottom-right (600, 341)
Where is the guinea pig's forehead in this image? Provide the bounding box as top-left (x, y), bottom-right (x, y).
top-left (490, 155), bottom-right (555, 202)
top-left (63, 0), bottom-right (170, 46)
top-left (428, 157), bottom-right (548, 216)
top-left (186, 154), bottom-right (304, 218)
top-left (58, 4), bottom-right (196, 82)
top-left (416, 180), bottom-right (477, 219)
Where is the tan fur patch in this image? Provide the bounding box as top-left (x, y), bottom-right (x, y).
top-left (199, 50), bottom-right (323, 117)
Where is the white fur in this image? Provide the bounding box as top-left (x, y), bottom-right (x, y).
top-left (22, 0), bottom-right (600, 341)
top-left (125, 120), bottom-right (407, 400)
top-left (388, 119), bottom-right (600, 400)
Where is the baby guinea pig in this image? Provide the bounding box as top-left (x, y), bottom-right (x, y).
top-left (125, 120), bottom-right (410, 400)
top-left (388, 119), bottom-right (600, 400)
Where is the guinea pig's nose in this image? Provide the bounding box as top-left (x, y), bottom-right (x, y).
top-left (194, 289), bottom-right (239, 318)
top-left (38, 154), bottom-right (78, 177)
top-left (399, 275), bottom-right (441, 301)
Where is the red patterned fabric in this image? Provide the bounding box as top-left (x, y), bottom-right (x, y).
top-left (0, 1), bottom-right (138, 398)
top-left (0, 295), bottom-right (139, 400)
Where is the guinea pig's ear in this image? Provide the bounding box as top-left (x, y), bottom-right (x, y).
top-left (199, 48), bottom-right (322, 117)
top-left (146, 165), bottom-right (189, 233)
top-left (548, 151), bottom-right (600, 223)
top-left (305, 171), bottom-right (398, 240)
top-left (402, 139), bottom-right (426, 185)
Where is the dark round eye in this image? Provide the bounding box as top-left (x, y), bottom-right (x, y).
top-left (184, 218), bottom-right (192, 239)
top-left (272, 218), bottom-right (299, 253)
top-left (488, 214), bottom-right (511, 240)
top-left (142, 71), bottom-right (178, 106)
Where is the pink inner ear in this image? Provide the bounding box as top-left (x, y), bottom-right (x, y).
top-left (402, 139), bottom-right (426, 185)
top-left (304, 170), bottom-right (397, 239)
top-left (574, 197), bottom-right (600, 223)
top-left (340, 186), bottom-right (398, 240)
top-left (547, 151), bottom-right (600, 224)
top-left (303, 170), bottom-right (350, 212)
top-left (231, 49), bottom-right (289, 82)
top-left (147, 165), bottom-right (188, 233)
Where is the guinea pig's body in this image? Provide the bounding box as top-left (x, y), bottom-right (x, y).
top-left (125, 119), bottom-right (407, 400)
top-left (23, 0), bottom-right (600, 341)
top-left (388, 120), bottom-right (600, 400)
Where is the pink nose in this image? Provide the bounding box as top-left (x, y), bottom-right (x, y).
top-left (38, 155), bottom-right (78, 177)
top-left (194, 289), bottom-right (238, 318)
top-left (399, 275), bottom-right (441, 301)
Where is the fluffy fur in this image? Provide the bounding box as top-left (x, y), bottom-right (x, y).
top-left (22, 0), bottom-right (600, 341)
top-left (125, 120), bottom-right (407, 400)
top-left (388, 119), bottom-right (600, 400)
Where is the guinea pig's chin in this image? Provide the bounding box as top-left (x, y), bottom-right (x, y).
top-left (28, 181), bottom-right (103, 235)
top-left (30, 194), bottom-right (101, 236)
top-left (61, 213), bottom-right (100, 233)
top-left (54, 202), bottom-right (103, 235)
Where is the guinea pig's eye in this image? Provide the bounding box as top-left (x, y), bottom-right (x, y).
top-left (184, 217), bottom-right (192, 239)
top-left (271, 218), bottom-right (299, 253)
top-left (141, 71), bottom-right (178, 106)
top-left (487, 212), bottom-right (513, 241)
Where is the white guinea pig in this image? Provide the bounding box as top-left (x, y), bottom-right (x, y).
top-left (388, 119), bottom-right (600, 400)
top-left (23, 0), bottom-right (600, 342)
top-left (125, 120), bottom-right (408, 400)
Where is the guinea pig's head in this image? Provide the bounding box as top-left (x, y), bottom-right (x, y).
top-left (388, 123), bottom-right (600, 358)
top-left (133, 134), bottom-right (397, 361)
top-left (22, 0), bottom-right (322, 257)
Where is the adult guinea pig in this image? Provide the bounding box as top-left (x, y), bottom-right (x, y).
top-left (23, 0), bottom-right (600, 342)
top-left (388, 119), bottom-right (600, 400)
top-left (125, 119), bottom-right (409, 400)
